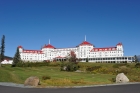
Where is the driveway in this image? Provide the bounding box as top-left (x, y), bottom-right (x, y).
top-left (0, 83), bottom-right (140, 93)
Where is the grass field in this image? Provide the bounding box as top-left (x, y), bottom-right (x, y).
top-left (0, 63), bottom-right (140, 87)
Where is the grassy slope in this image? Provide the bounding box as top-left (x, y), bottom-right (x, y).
top-left (1, 63), bottom-right (139, 86)
top-left (0, 65), bottom-right (115, 86)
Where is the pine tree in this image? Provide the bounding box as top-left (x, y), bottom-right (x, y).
top-left (12, 47), bottom-right (21, 67)
top-left (134, 55), bottom-right (139, 63)
top-left (0, 35), bottom-right (5, 67)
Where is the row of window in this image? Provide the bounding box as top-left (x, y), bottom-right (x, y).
top-left (81, 54), bottom-right (123, 57)
top-left (80, 47), bottom-right (91, 49)
top-left (21, 53), bottom-right (44, 56)
top-left (22, 58), bottom-right (44, 60)
top-left (22, 55), bottom-right (45, 57)
top-left (88, 51), bottom-right (123, 54)
top-left (81, 57), bottom-right (132, 60)
top-left (44, 48), bottom-right (77, 52)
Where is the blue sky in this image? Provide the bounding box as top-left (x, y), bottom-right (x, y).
top-left (0, 0), bottom-right (140, 57)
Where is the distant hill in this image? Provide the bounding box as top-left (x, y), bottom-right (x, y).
top-left (4, 56), bottom-right (13, 60)
top-left (0, 55), bottom-right (13, 60)
top-left (137, 55), bottom-right (140, 62)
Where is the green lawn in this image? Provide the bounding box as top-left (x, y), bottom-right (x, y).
top-left (0, 65), bottom-right (115, 86)
top-left (0, 63), bottom-right (139, 87)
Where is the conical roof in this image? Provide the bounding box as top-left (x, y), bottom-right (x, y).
top-left (43, 44), bottom-right (55, 49)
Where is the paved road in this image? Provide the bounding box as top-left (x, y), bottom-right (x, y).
top-left (1, 83), bottom-right (140, 93)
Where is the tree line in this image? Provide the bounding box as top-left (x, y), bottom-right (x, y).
top-left (0, 35), bottom-right (21, 67)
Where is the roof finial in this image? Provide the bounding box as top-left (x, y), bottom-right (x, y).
top-left (85, 35), bottom-right (86, 41)
top-left (49, 39), bottom-right (50, 44)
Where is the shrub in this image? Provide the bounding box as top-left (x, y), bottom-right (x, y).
top-left (113, 64), bottom-right (119, 68)
top-left (135, 63), bottom-right (140, 68)
top-left (60, 62), bottom-right (79, 72)
top-left (42, 75), bottom-right (51, 80)
top-left (113, 63), bottom-right (130, 68)
top-left (16, 61), bottom-right (24, 67)
top-left (86, 58), bottom-right (89, 62)
top-left (14, 61), bottom-right (50, 67)
top-left (49, 62), bottom-right (61, 67)
top-left (91, 67), bottom-right (117, 75)
top-left (11, 61), bottom-right (23, 67)
top-left (117, 67), bottom-right (130, 75)
top-left (86, 66), bottom-right (102, 72)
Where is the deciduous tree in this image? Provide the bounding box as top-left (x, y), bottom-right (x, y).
top-left (61, 51), bottom-right (79, 71)
top-left (69, 51), bottom-right (77, 63)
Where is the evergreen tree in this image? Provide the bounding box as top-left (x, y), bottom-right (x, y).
top-left (134, 55), bottom-right (139, 63)
top-left (0, 35), bottom-right (5, 67)
top-left (12, 47), bottom-right (21, 67)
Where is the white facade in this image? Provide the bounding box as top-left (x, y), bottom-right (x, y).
top-left (1, 59), bottom-right (13, 64)
top-left (18, 37), bottom-right (132, 63)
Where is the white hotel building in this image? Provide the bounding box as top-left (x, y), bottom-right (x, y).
top-left (18, 37), bottom-right (134, 63)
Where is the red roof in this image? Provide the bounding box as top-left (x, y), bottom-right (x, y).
top-left (43, 44), bottom-right (55, 49)
top-left (4, 59), bottom-right (9, 61)
top-left (117, 42), bottom-right (122, 46)
top-left (23, 50), bottom-right (43, 54)
top-left (90, 47), bottom-right (117, 52)
top-left (18, 46), bottom-right (23, 48)
top-left (79, 41), bottom-right (93, 46)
